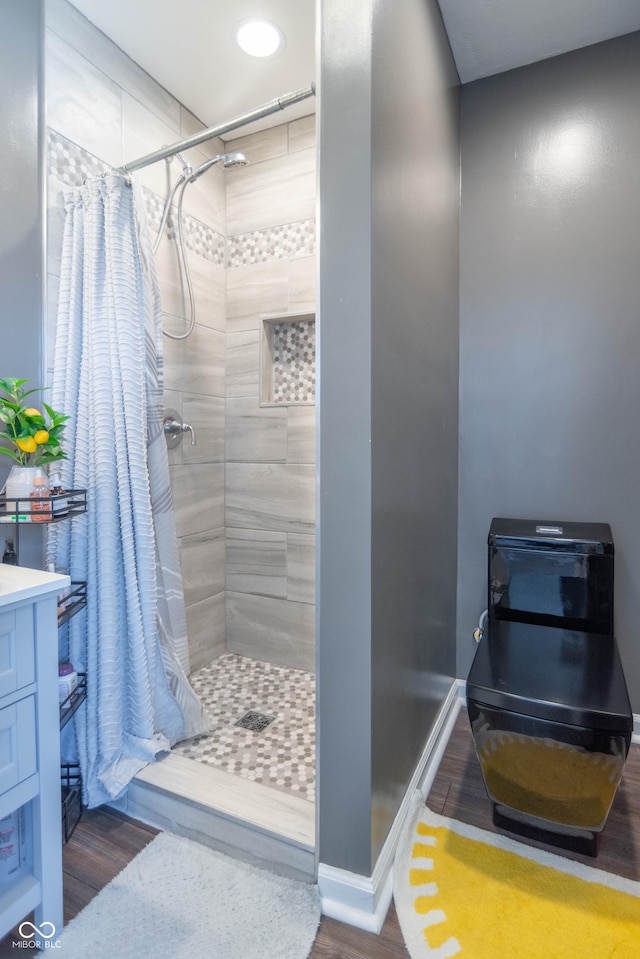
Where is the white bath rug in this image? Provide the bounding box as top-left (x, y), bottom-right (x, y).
top-left (55, 831), bottom-right (321, 959)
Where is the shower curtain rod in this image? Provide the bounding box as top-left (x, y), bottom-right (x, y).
top-left (116, 83), bottom-right (316, 176)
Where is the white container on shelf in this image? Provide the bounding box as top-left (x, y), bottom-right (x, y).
top-left (1, 466), bottom-right (39, 523)
top-left (58, 663), bottom-right (78, 707)
top-left (49, 473), bottom-right (69, 517)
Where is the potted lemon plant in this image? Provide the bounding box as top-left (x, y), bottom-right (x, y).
top-left (0, 378), bottom-right (68, 522)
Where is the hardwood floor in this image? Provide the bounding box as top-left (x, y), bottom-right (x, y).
top-left (1, 710), bottom-right (638, 957)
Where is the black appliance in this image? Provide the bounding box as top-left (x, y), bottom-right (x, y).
top-left (466, 518), bottom-right (632, 856)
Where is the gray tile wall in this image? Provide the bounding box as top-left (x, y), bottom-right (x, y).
top-left (45, 1), bottom-right (317, 675)
top-left (225, 120), bottom-right (316, 672)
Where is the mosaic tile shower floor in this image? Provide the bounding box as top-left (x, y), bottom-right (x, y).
top-left (174, 653), bottom-right (316, 803)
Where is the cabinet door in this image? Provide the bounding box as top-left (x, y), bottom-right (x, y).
top-left (0, 608), bottom-right (35, 699)
top-left (0, 696), bottom-right (37, 794)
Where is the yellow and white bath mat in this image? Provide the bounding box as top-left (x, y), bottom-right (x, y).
top-left (393, 796), bottom-right (640, 958)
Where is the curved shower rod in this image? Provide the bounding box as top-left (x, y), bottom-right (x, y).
top-left (116, 83), bottom-right (316, 177)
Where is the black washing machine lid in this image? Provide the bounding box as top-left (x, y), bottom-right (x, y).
top-left (467, 620), bottom-right (632, 732)
top-left (489, 518), bottom-right (614, 555)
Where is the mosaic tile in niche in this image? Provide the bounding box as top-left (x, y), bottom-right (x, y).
top-left (272, 318), bottom-right (316, 404)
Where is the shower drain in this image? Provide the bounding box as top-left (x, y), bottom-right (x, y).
top-left (234, 710), bottom-right (276, 733)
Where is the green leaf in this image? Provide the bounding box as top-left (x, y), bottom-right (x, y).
top-left (43, 403), bottom-right (68, 426)
top-left (38, 451), bottom-right (66, 464)
top-left (0, 377), bottom-right (22, 393)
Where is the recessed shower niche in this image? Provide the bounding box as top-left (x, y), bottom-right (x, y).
top-left (260, 311), bottom-right (316, 406)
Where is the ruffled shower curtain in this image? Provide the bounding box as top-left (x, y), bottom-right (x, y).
top-left (49, 174), bottom-right (209, 808)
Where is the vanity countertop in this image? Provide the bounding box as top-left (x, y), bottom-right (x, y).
top-left (0, 564), bottom-right (70, 607)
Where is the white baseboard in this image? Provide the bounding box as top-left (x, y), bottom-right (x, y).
top-left (317, 864), bottom-right (393, 935)
top-left (317, 679), bottom-right (462, 933)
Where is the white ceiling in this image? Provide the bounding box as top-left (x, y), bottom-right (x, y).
top-left (438, 0), bottom-right (640, 83)
top-left (66, 0), bottom-right (640, 134)
top-left (65, 0), bottom-right (317, 134)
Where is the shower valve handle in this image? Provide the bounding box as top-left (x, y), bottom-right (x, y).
top-left (183, 423), bottom-right (197, 446)
top-left (162, 411), bottom-right (197, 448)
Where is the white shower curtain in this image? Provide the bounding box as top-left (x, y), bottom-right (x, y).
top-left (50, 174), bottom-right (209, 808)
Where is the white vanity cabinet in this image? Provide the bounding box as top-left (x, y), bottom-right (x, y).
top-left (0, 565), bottom-right (69, 946)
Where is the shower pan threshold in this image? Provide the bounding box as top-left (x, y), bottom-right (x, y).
top-left (113, 751), bottom-right (315, 883)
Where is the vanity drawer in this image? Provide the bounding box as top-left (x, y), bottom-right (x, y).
top-left (0, 608), bottom-right (35, 699)
top-left (0, 695), bottom-right (36, 795)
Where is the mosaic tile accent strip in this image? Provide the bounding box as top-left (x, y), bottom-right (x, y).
top-left (48, 130), bottom-right (224, 264)
top-left (143, 189), bottom-right (168, 236)
top-left (47, 129), bottom-right (105, 186)
top-left (141, 190), bottom-right (225, 264)
top-left (183, 213), bottom-right (225, 264)
top-left (226, 219), bottom-right (316, 268)
top-left (174, 653), bottom-right (315, 802)
top-left (272, 318), bottom-right (316, 404)
top-left (47, 130), bottom-right (313, 269)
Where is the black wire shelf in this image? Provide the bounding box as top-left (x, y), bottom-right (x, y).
top-left (59, 671), bottom-right (87, 731)
top-left (0, 488), bottom-right (87, 522)
top-left (0, 488), bottom-right (87, 566)
top-left (57, 580), bottom-right (87, 628)
top-left (61, 763), bottom-right (83, 843)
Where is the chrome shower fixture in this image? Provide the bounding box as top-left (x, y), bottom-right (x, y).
top-left (162, 409), bottom-right (196, 448)
top-left (153, 151), bottom-right (250, 340)
top-left (221, 151), bottom-right (250, 170)
top-left (114, 84), bottom-right (314, 177)
top-left (169, 151), bottom-right (193, 179)
top-left (188, 152), bottom-right (249, 182)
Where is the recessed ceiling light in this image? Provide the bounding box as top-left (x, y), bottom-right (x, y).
top-left (235, 19), bottom-right (283, 58)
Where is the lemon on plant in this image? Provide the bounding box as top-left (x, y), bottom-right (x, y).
top-left (0, 379), bottom-right (67, 467)
top-left (16, 436), bottom-right (37, 453)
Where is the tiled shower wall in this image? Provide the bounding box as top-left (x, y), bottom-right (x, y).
top-left (44, 0), bottom-right (316, 674)
top-left (223, 123), bottom-right (316, 673)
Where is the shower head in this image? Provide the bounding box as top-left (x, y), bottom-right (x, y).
top-left (189, 152), bottom-right (249, 182)
top-left (221, 152), bottom-right (250, 170)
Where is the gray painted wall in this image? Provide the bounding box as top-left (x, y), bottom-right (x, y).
top-left (457, 32), bottom-right (640, 709)
top-left (0, 0), bottom-right (46, 571)
top-left (318, 0), bottom-right (375, 876)
top-left (318, 0), bottom-right (460, 875)
top-left (369, 0), bottom-right (460, 865)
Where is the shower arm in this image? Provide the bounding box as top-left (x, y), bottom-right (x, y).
top-left (115, 83), bottom-right (315, 177)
